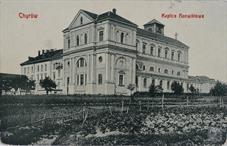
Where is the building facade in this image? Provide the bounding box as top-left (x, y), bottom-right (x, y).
top-left (20, 9), bottom-right (214, 95)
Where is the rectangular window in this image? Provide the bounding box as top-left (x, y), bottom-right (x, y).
top-left (77, 75), bottom-right (79, 85)
top-left (37, 74), bottom-right (39, 81)
top-left (45, 64), bottom-right (47, 71)
top-left (158, 48), bottom-right (161, 57)
top-left (53, 72), bottom-right (56, 80)
top-left (68, 38), bottom-right (70, 49)
top-left (150, 46), bottom-right (154, 56)
top-left (142, 43), bottom-right (146, 54)
top-left (143, 78), bottom-right (147, 87)
top-left (99, 31), bottom-right (104, 42)
top-left (171, 51), bottom-right (174, 60)
top-left (98, 74), bottom-right (102, 84)
top-left (24, 68), bottom-right (26, 74)
top-left (80, 74), bottom-right (84, 85)
top-left (119, 74), bottom-right (124, 86)
top-left (165, 50), bottom-right (168, 59)
top-left (41, 65), bottom-right (43, 72)
top-left (31, 66), bottom-right (33, 73)
top-left (37, 65), bottom-right (39, 72)
top-left (27, 67), bottom-right (29, 74)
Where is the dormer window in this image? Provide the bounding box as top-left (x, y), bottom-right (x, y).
top-left (80, 17), bottom-right (83, 25)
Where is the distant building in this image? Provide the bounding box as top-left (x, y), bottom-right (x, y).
top-left (20, 9), bottom-right (215, 95)
top-left (0, 73), bottom-right (27, 95)
top-left (20, 49), bottom-right (63, 94)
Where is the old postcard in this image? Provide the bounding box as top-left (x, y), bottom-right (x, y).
top-left (0, 0), bottom-right (227, 145)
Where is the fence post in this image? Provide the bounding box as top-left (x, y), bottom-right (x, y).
top-left (187, 96), bottom-right (189, 107)
top-left (147, 101), bottom-right (150, 111)
top-left (121, 100), bottom-right (124, 113)
top-left (109, 106), bottom-right (112, 115)
top-left (162, 94), bottom-right (164, 110)
top-left (139, 101), bottom-right (141, 111)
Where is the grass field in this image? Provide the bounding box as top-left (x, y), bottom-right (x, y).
top-left (1, 95), bottom-right (227, 145)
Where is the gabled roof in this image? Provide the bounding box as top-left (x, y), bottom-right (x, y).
top-left (20, 49), bottom-right (63, 66)
top-left (96, 11), bottom-right (137, 27)
top-left (82, 9), bottom-right (98, 19)
top-left (144, 19), bottom-right (164, 26)
top-left (63, 9), bottom-right (138, 32)
top-left (137, 28), bottom-right (188, 48)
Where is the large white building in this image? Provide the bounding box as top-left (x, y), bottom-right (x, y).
top-left (20, 9), bottom-right (215, 95)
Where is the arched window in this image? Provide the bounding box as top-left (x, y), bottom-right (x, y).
top-left (164, 69), bottom-right (168, 74)
top-left (158, 47), bottom-right (161, 57)
top-left (165, 49), bottom-right (168, 59)
top-left (120, 32), bottom-right (124, 43)
top-left (67, 38), bottom-right (70, 49)
top-left (171, 51), bottom-right (174, 60)
top-left (77, 58), bottom-right (86, 68)
top-left (177, 51), bottom-right (181, 61)
top-left (98, 74), bottom-right (102, 84)
top-left (150, 66), bottom-right (154, 72)
top-left (76, 35), bottom-right (80, 46)
top-left (84, 33), bottom-right (87, 44)
top-left (150, 46), bottom-right (154, 55)
top-left (136, 64), bottom-right (139, 70)
top-left (143, 65), bottom-right (146, 71)
top-left (80, 17), bottom-right (83, 25)
top-left (143, 78), bottom-right (147, 87)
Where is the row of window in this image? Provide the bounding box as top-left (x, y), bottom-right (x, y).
top-left (137, 65), bottom-right (181, 76)
top-left (138, 42), bottom-right (182, 62)
top-left (36, 64), bottom-right (47, 72)
top-left (136, 77), bottom-right (190, 90)
top-left (36, 73), bottom-right (48, 81)
top-left (23, 64), bottom-right (48, 74)
top-left (67, 33), bottom-right (88, 48)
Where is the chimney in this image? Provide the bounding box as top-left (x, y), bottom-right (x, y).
top-left (38, 50), bottom-right (41, 56)
top-left (175, 32), bottom-right (178, 40)
top-left (112, 8), bottom-right (116, 14)
top-left (42, 50), bottom-right (45, 54)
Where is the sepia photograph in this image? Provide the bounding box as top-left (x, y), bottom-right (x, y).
top-left (0, 0), bottom-right (227, 145)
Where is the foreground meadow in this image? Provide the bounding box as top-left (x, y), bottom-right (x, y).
top-left (1, 95), bottom-right (227, 145)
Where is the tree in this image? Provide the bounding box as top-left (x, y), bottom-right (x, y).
top-left (149, 84), bottom-right (163, 96)
top-left (210, 81), bottom-right (227, 96)
top-left (189, 84), bottom-right (196, 94)
top-left (171, 81), bottom-right (184, 95)
top-left (39, 77), bottom-right (56, 95)
top-left (0, 79), bottom-right (12, 95)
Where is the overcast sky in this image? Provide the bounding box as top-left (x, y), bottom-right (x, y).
top-left (0, 0), bottom-right (227, 82)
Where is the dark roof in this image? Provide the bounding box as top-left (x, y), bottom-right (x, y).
top-left (64, 10), bottom-right (137, 32)
top-left (96, 11), bottom-right (137, 27)
top-left (137, 28), bottom-right (188, 48)
top-left (144, 19), bottom-right (164, 26)
top-left (82, 9), bottom-right (98, 19)
top-left (20, 49), bottom-right (63, 66)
